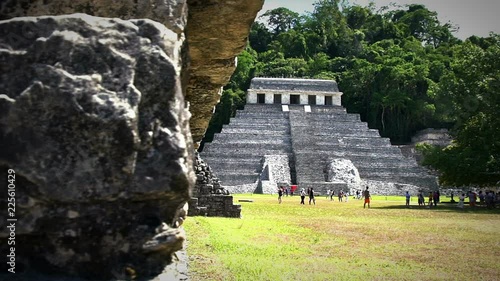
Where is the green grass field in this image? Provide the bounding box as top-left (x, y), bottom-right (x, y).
top-left (184, 194), bottom-right (500, 281)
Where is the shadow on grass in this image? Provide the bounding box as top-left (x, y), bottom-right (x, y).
top-left (372, 203), bottom-right (500, 214)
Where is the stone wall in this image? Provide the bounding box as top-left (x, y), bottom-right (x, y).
top-left (189, 153), bottom-right (241, 218)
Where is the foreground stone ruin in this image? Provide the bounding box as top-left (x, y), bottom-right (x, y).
top-left (189, 153), bottom-right (241, 218)
top-left (0, 0), bottom-right (263, 279)
top-left (202, 78), bottom-right (439, 195)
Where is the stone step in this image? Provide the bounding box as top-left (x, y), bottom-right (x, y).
top-left (290, 122), bottom-right (369, 129)
top-left (362, 174), bottom-right (438, 187)
top-left (200, 152), bottom-right (264, 160)
top-left (292, 114), bottom-right (361, 122)
top-left (213, 134), bottom-right (291, 142)
top-left (205, 161), bottom-right (261, 172)
top-left (221, 128), bottom-right (290, 135)
top-left (292, 151), bottom-right (409, 162)
top-left (217, 173), bottom-right (259, 185)
top-left (289, 105), bottom-right (347, 114)
top-left (210, 138), bottom-right (290, 145)
top-left (293, 157), bottom-right (418, 172)
top-left (236, 112), bottom-right (289, 118)
top-left (242, 104), bottom-right (286, 112)
top-left (230, 118), bottom-right (290, 125)
top-left (293, 146), bottom-right (404, 156)
top-left (292, 137), bottom-right (392, 147)
top-left (224, 123), bottom-right (290, 130)
top-left (203, 146), bottom-right (291, 156)
top-left (204, 142), bottom-right (291, 151)
top-left (296, 182), bottom-right (348, 194)
top-left (359, 167), bottom-right (434, 176)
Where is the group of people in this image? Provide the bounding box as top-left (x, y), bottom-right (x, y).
top-left (406, 189), bottom-right (500, 209)
top-left (279, 186), bottom-right (316, 205)
top-left (457, 190), bottom-right (499, 209)
top-left (325, 190), bottom-right (351, 202)
top-left (278, 186), bottom-right (372, 208)
top-left (413, 190), bottom-right (441, 207)
top-left (299, 187), bottom-right (316, 205)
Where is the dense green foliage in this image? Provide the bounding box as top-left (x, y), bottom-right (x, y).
top-left (202, 1), bottom-right (500, 186)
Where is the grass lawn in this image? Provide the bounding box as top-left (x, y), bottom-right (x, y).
top-left (184, 194), bottom-right (500, 281)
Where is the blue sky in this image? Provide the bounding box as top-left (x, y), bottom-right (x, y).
top-left (259, 0), bottom-right (500, 40)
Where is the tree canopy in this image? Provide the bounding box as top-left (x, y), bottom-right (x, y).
top-left (202, 1), bottom-right (500, 187)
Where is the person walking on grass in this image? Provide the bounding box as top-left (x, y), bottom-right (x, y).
top-left (433, 191), bottom-right (439, 207)
top-left (363, 186), bottom-right (371, 208)
top-left (326, 189), bottom-right (330, 199)
top-left (300, 188), bottom-right (306, 205)
top-left (418, 191), bottom-right (425, 207)
top-left (330, 190), bottom-right (334, 201)
top-left (278, 187), bottom-right (283, 204)
top-left (309, 187), bottom-right (316, 205)
top-left (457, 193), bottom-right (465, 209)
top-left (405, 191), bottom-right (411, 207)
top-left (428, 192), bottom-right (433, 208)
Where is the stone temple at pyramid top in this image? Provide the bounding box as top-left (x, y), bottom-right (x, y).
top-left (247, 77), bottom-right (343, 106)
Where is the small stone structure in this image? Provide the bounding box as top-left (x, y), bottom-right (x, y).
top-left (189, 153), bottom-right (241, 218)
top-left (399, 128), bottom-right (452, 162)
top-left (247, 77), bottom-right (343, 106)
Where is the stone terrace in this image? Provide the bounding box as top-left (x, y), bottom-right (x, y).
top-left (201, 103), bottom-right (438, 193)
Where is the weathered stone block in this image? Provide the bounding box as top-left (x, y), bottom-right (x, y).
top-left (0, 14), bottom-right (194, 279)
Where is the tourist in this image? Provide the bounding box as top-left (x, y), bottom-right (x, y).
top-left (345, 192), bottom-right (348, 202)
top-left (485, 191), bottom-right (494, 209)
top-left (457, 193), bottom-right (465, 209)
top-left (417, 191), bottom-right (425, 207)
top-left (330, 190), bottom-right (334, 201)
top-left (278, 187), bottom-right (283, 204)
top-left (405, 191), bottom-right (411, 207)
top-left (309, 187), bottom-right (316, 205)
top-left (285, 186), bottom-right (289, 197)
top-left (363, 186), bottom-right (371, 208)
top-left (326, 189), bottom-right (330, 199)
top-left (478, 191), bottom-right (485, 206)
top-left (356, 190), bottom-right (361, 200)
top-left (428, 192), bottom-right (433, 207)
top-left (300, 188), bottom-right (306, 205)
top-left (433, 191), bottom-right (439, 207)
top-left (468, 191), bottom-right (476, 207)
top-left (338, 191), bottom-right (343, 202)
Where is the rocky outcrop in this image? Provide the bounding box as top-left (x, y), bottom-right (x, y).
top-left (0, 14), bottom-right (194, 279)
top-left (326, 158), bottom-right (362, 191)
top-left (185, 0), bottom-right (265, 144)
top-left (0, 0), bottom-right (187, 35)
top-left (0, 0), bottom-right (266, 146)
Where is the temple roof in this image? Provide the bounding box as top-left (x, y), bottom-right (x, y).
top-left (249, 77), bottom-right (340, 92)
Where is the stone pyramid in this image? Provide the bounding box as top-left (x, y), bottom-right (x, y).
top-left (201, 78), bottom-right (438, 195)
